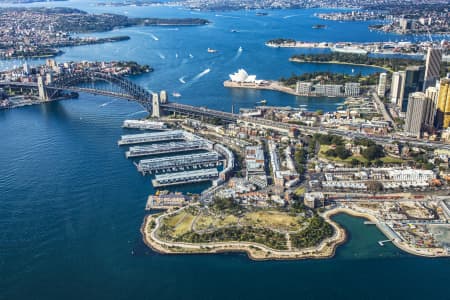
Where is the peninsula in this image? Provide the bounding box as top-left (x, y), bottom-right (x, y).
top-left (0, 7), bottom-right (209, 59)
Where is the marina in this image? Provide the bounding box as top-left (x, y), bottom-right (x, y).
top-left (136, 152), bottom-right (221, 174)
top-left (151, 168), bottom-right (219, 187)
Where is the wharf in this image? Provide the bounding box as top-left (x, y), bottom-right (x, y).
top-left (152, 168), bottom-right (219, 187)
top-left (122, 119), bottom-right (167, 130)
top-left (125, 140), bottom-right (212, 158)
top-left (137, 152), bottom-right (220, 174)
top-left (118, 130), bottom-right (186, 146)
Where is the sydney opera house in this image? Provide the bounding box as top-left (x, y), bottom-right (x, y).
top-left (229, 69), bottom-right (258, 83)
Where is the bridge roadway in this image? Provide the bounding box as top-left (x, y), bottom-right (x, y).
top-left (3, 79), bottom-right (450, 151)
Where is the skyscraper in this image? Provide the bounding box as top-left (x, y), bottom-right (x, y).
top-left (377, 72), bottom-right (387, 97)
top-left (390, 71), bottom-right (405, 105)
top-left (404, 92), bottom-right (435, 138)
top-left (399, 66), bottom-right (425, 112)
top-left (436, 79), bottom-right (450, 128)
top-left (423, 47), bottom-right (442, 91)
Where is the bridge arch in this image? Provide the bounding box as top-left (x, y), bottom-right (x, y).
top-left (47, 71), bottom-right (153, 111)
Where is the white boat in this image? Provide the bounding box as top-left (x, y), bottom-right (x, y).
top-left (207, 48), bottom-right (218, 53)
top-left (172, 92), bottom-right (181, 97)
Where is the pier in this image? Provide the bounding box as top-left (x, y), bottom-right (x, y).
top-left (378, 239), bottom-right (393, 246)
top-left (118, 130), bottom-right (187, 146)
top-left (125, 140), bottom-right (212, 158)
top-left (137, 152), bottom-right (221, 174)
top-left (152, 168), bottom-right (219, 187)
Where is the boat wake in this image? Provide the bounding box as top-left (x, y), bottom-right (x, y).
top-left (215, 14), bottom-right (240, 19)
top-left (178, 76), bottom-right (186, 84)
top-left (150, 33), bottom-right (159, 41)
top-left (192, 68), bottom-right (211, 80)
top-left (99, 100), bottom-right (117, 107)
top-left (189, 53), bottom-right (194, 59)
top-left (283, 14), bottom-right (300, 19)
top-left (231, 46), bottom-right (243, 61)
top-left (158, 53), bottom-right (166, 59)
top-left (127, 110), bottom-right (147, 116)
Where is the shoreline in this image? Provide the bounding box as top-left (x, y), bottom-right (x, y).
top-left (141, 206), bottom-right (450, 260)
top-left (325, 207), bottom-right (450, 258)
top-left (224, 80), bottom-right (303, 97)
top-left (289, 57), bottom-right (392, 72)
top-left (141, 207), bottom-right (348, 261)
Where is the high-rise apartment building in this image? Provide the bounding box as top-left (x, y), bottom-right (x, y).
top-left (423, 47), bottom-right (442, 91)
top-left (404, 92), bottom-right (435, 137)
top-left (377, 72), bottom-right (387, 97)
top-left (436, 79), bottom-right (450, 128)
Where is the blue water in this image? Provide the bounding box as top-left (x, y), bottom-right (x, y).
top-left (2, 3), bottom-right (450, 299)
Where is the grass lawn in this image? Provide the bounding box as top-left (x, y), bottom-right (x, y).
top-left (241, 210), bottom-right (302, 232)
top-left (294, 187), bottom-right (306, 197)
top-left (319, 145), bottom-right (405, 165)
top-left (319, 145), bottom-right (368, 164)
top-left (380, 156), bottom-right (405, 164)
top-left (173, 213), bottom-right (195, 237)
top-left (195, 214), bottom-right (238, 230)
top-left (164, 211), bottom-right (187, 227)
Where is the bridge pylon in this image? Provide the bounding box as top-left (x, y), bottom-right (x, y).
top-left (151, 93), bottom-right (160, 118)
top-left (37, 75), bottom-right (48, 101)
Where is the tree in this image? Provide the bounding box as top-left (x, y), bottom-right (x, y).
top-left (367, 180), bottom-right (383, 193)
top-left (335, 145), bottom-right (351, 160)
top-left (362, 145), bottom-right (385, 161)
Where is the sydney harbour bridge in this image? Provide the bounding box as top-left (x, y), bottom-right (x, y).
top-left (0, 70), bottom-right (238, 122)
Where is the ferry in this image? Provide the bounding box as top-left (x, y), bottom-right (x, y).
top-left (207, 48), bottom-right (218, 53)
top-left (312, 24), bottom-right (326, 29)
top-left (257, 99), bottom-right (267, 105)
top-left (172, 92), bottom-right (181, 98)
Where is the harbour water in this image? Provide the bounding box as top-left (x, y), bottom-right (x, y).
top-left (2, 2), bottom-right (450, 299)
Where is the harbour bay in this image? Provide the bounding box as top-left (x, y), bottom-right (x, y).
top-left (2, 2), bottom-right (450, 299)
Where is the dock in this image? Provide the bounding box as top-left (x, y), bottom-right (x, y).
top-left (137, 152), bottom-right (221, 174)
top-left (118, 130), bottom-right (187, 146)
top-left (125, 140), bottom-right (212, 158)
top-left (152, 168), bottom-right (219, 187)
